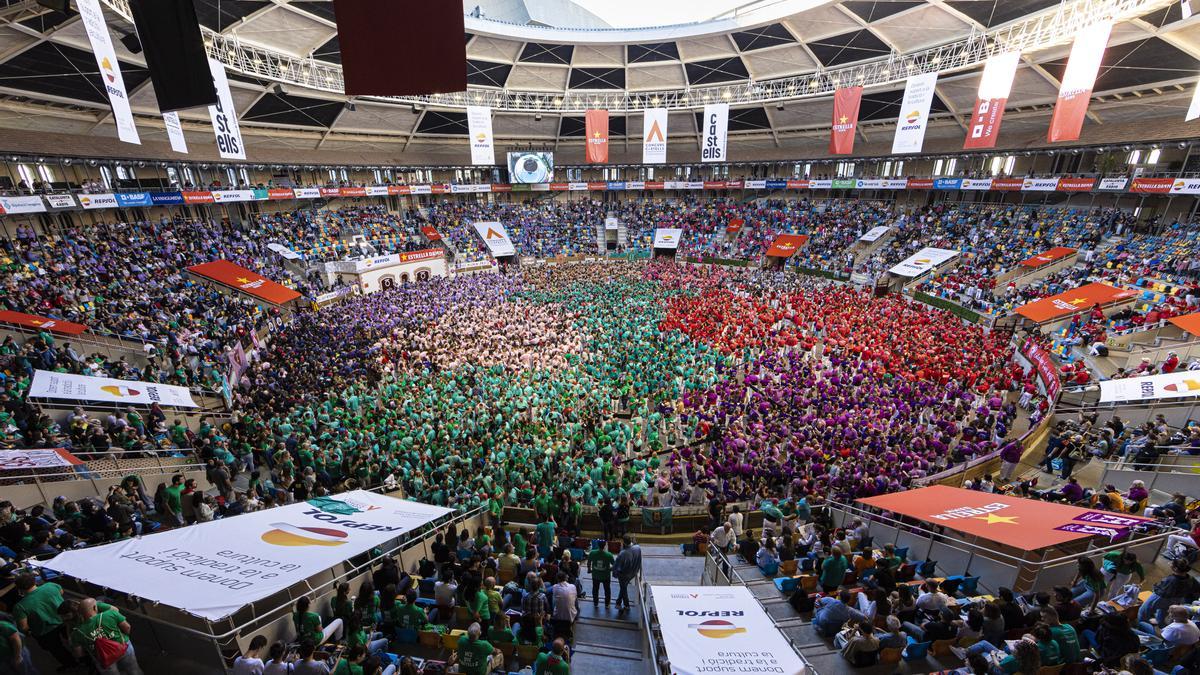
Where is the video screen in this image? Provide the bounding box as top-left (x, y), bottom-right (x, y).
top-left (507, 152), bottom-right (554, 184)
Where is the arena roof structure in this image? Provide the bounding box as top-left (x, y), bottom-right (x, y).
top-left (0, 0), bottom-right (1199, 162)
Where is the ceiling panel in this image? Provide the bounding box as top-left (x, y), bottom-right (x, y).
top-left (872, 4), bottom-right (971, 52)
top-left (193, 0), bottom-right (271, 32)
top-left (676, 35), bottom-right (739, 61)
top-left (742, 45), bottom-right (818, 78)
top-left (859, 87), bottom-right (950, 121)
top-left (491, 113), bottom-right (559, 137)
top-left (684, 57), bottom-right (750, 86)
top-left (572, 44), bottom-right (624, 67)
top-left (1040, 38), bottom-right (1200, 93)
top-left (243, 93), bottom-right (345, 128)
top-left (767, 100), bottom-right (829, 129)
top-left (288, 1), bottom-right (336, 23)
top-left (628, 42), bottom-right (680, 63)
top-left (467, 35), bottom-right (523, 62)
top-left (235, 7), bottom-right (334, 56)
top-left (693, 107), bottom-right (772, 131)
top-left (504, 64), bottom-right (570, 91)
top-left (559, 115), bottom-right (626, 137)
top-left (467, 60), bottom-right (513, 88)
top-left (0, 42), bottom-right (148, 105)
top-left (944, 0), bottom-right (1060, 28)
top-left (568, 67), bottom-right (626, 90)
top-left (333, 105), bottom-right (420, 134)
top-left (627, 63), bottom-right (687, 90)
top-left (782, 5), bottom-right (862, 41)
top-left (842, 1), bottom-right (924, 23)
top-left (807, 29), bottom-right (892, 67)
top-left (19, 9), bottom-right (74, 33)
top-left (312, 35), bottom-right (340, 64)
top-left (416, 110), bottom-right (469, 135)
top-left (730, 23), bottom-right (796, 52)
top-left (519, 43), bottom-right (574, 65)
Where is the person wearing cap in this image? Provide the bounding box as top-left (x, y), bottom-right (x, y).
top-left (1162, 352), bottom-right (1180, 374)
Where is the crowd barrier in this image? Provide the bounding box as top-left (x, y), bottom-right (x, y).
top-left (1099, 455), bottom-right (1200, 499)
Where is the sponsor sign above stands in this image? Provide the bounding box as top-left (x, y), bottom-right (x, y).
top-left (293, 188), bottom-right (321, 199)
top-left (78, 193), bottom-right (117, 209)
top-left (1131, 177), bottom-right (1175, 194)
top-left (860, 225), bottom-right (891, 242)
top-left (29, 369), bottom-right (198, 408)
top-left (1057, 177), bottom-right (1096, 192)
top-left (992, 178), bottom-right (1024, 191)
top-left (150, 191), bottom-right (184, 205)
top-left (268, 188), bottom-right (295, 200)
top-left (472, 221), bottom-right (516, 257)
top-left (114, 192), bottom-right (151, 207)
top-left (653, 227), bottom-right (683, 250)
top-left (1098, 177), bottom-right (1129, 191)
top-left (809, 179), bottom-right (833, 189)
top-left (339, 249), bottom-right (444, 273)
top-left (960, 178), bottom-right (992, 190)
top-left (1022, 177), bottom-right (1060, 191)
top-left (1019, 246), bottom-right (1077, 269)
top-left (934, 178), bottom-right (963, 190)
top-left (211, 190), bottom-right (255, 203)
top-left (907, 178), bottom-right (934, 189)
top-left (36, 491), bottom-right (453, 621)
top-left (421, 226), bottom-right (442, 241)
top-left (765, 234), bottom-right (808, 258)
top-left (889, 247), bottom-right (959, 277)
top-left (0, 310), bottom-right (87, 335)
top-left (186, 260), bottom-right (302, 305)
top-left (44, 194), bottom-right (77, 210)
top-left (1100, 370), bottom-right (1200, 404)
top-left (0, 195), bottom-right (47, 214)
top-left (1015, 282), bottom-right (1137, 322)
top-left (1171, 178), bottom-right (1200, 195)
top-left (183, 191), bottom-right (215, 204)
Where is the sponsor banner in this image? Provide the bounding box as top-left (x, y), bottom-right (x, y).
top-left (726, 218), bottom-right (744, 235)
top-left (960, 178), bottom-right (992, 190)
top-left (549, 183), bottom-right (569, 191)
top-left (268, 188), bottom-right (295, 200)
top-left (509, 184), bottom-right (529, 193)
top-left (339, 187), bottom-right (367, 197)
top-left (855, 179), bottom-right (884, 189)
top-left (163, 111), bottom-right (187, 154)
top-left (0, 448), bottom-right (82, 471)
top-left (831, 179), bottom-right (855, 190)
top-left (207, 58), bottom-right (246, 159)
top-left (150, 191), bottom-right (184, 206)
top-left (1097, 177), bottom-right (1129, 191)
top-left (1022, 177), bottom-right (1059, 192)
top-left (703, 181), bottom-right (727, 190)
top-left (882, 179), bottom-right (908, 189)
top-left (0, 195), bottom-right (48, 214)
top-left (1023, 340), bottom-right (1062, 401)
top-left (888, 247), bottom-right (959, 277)
top-left (420, 226), bottom-right (442, 241)
top-left (387, 185), bottom-right (410, 195)
top-left (1099, 371), bottom-right (1200, 404)
top-left (1170, 178), bottom-right (1200, 195)
top-left (653, 228), bottom-right (683, 250)
top-left (1057, 177), bottom-right (1096, 192)
top-left (1015, 282), bottom-right (1137, 322)
top-left (586, 182), bottom-right (608, 191)
top-left (1076, 511), bottom-right (1144, 528)
top-left (1020, 247), bottom-right (1077, 269)
top-left (607, 182), bottom-right (627, 191)
top-left (809, 179), bottom-right (832, 189)
top-left (409, 185), bottom-right (433, 195)
top-left (568, 182), bottom-right (589, 191)
top-left (765, 234), bottom-right (808, 258)
top-left (252, 189), bottom-right (269, 201)
top-left (266, 243), bottom-right (301, 261)
top-left (1054, 523), bottom-right (1129, 540)
top-left (744, 180), bottom-right (767, 189)
top-left (0, 310), bottom-right (87, 335)
top-left (1130, 177), bottom-right (1174, 194)
top-left (431, 184), bottom-right (449, 194)
top-left (645, 181), bottom-right (665, 190)
top-left (934, 178), bottom-right (963, 190)
top-left (661, 182), bottom-right (684, 190)
top-left (472, 221), bottom-right (516, 257)
top-left (700, 103), bottom-right (729, 162)
top-left (991, 178), bottom-right (1025, 191)
top-left (585, 109), bottom-right (609, 164)
top-left (212, 190), bottom-right (254, 203)
top-left (30, 370), bottom-right (197, 408)
top-left (187, 260), bottom-right (302, 305)
top-left (449, 184), bottom-right (486, 194)
top-left (727, 180), bottom-right (743, 189)
top-left (1048, 21), bottom-right (1111, 142)
top-left (642, 107), bottom-right (668, 164)
top-left (830, 86), bottom-right (863, 155)
top-left (365, 186), bottom-right (389, 196)
top-left (44, 194), bottom-right (77, 210)
top-left (765, 180), bottom-right (788, 190)
top-left (115, 192), bottom-right (152, 207)
top-left (342, 250), bottom-right (445, 272)
top-left (626, 181), bottom-right (645, 191)
top-left (78, 193), bottom-right (118, 209)
top-left (651, 586), bottom-right (808, 675)
top-left (494, 184), bottom-right (516, 193)
top-left (605, 217), bottom-right (620, 231)
top-left (78, 0), bottom-right (139, 145)
top-left (466, 105), bottom-right (495, 166)
top-left (892, 72), bottom-right (938, 154)
top-left (860, 226), bottom-right (890, 242)
top-left (964, 50), bottom-right (1020, 150)
top-left (320, 188), bottom-right (342, 198)
top-left (182, 191), bottom-right (214, 204)
top-left (293, 188), bottom-right (321, 199)
top-left (685, 181), bottom-right (705, 190)
top-left (786, 180), bottom-right (810, 189)
top-left (36, 491), bottom-right (452, 621)
top-left (395, 249), bottom-right (443, 263)
top-left (907, 178), bottom-right (934, 189)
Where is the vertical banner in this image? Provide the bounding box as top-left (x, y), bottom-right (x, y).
top-left (207, 58), bottom-right (246, 160)
top-left (964, 50), bottom-right (1020, 150)
top-left (466, 105), bottom-right (495, 166)
top-left (1047, 21), bottom-right (1111, 143)
top-left (585, 109), bottom-right (609, 164)
top-left (892, 72), bottom-right (938, 154)
top-left (163, 112), bottom-right (188, 154)
top-left (642, 108), bottom-right (668, 164)
top-left (1187, 77), bottom-right (1200, 122)
top-left (77, 0), bottom-right (140, 145)
top-left (829, 86), bottom-right (863, 155)
top-left (700, 103), bottom-right (729, 162)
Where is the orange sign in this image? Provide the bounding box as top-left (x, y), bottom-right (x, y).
top-left (857, 485), bottom-right (1153, 550)
top-left (0, 311), bottom-right (88, 335)
top-left (1168, 312), bottom-right (1200, 337)
top-left (585, 109), bottom-right (609, 164)
top-left (187, 260), bottom-right (302, 306)
top-left (1015, 282), bottom-right (1136, 323)
top-left (765, 234), bottom-right (808, 258)
top-left (1018, 246), bottom-right (1077, 269)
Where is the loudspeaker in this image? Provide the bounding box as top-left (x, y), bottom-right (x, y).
top-left (119, 33), bottom-right (142, 54)
top-left (128, 0), bottom-right (216, 112)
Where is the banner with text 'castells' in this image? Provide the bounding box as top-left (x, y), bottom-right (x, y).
top-left (35, 491), bottom-right (452, 620)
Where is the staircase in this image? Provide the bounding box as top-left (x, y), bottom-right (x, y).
top-left (595, 220), bottom-right (607, 254)
top-left (851, 230), bottom-right (895, 266)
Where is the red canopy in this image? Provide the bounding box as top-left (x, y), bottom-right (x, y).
top-left (1168, 312), bottom-right (1200, 337)
top-left (1019, 247), bottom-right (1077, 269)
top-left (1015, 283), bottom-right (1136, 322)
top-left (0, 311), bottom-right (87, 335)
top-left (187, 260), bottom-right (301, 306)
top-left (766, 234), bottom-right (808, 258)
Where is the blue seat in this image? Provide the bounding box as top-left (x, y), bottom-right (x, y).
top-left (759, 561), bottom-right (779, 577)
top-left (894, 546), bottom-right (908, 561)
top-left (773, 577), bottom-right (796, 594)
top-left (395, 629), bottom-right (418, 644)
top-left (903, 640), bottom-right (932, 661)
top-left (418, 578), bottom-right (436, 597)
top-left (415, 597), bottom-right (436, 608)
top-left (859, 568), bottom-right (876, 582)
top-left (958, 576), bottom-right (980, 597)
top-left (569, 547), bottom-right (585, 561)
top-left (457, 549), bottom-right (474, 561)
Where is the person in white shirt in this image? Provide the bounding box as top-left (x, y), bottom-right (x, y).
top-left (292, 641), bottom-right (330, 675)
top-left (710, 522), bottom-right (735, 552)
top-left (233, 635), bottom-right (267, 675)
top-left (1160, 606), bottom-right (1200, 647)
top-left (551, 572), bottom-right (578, 642)
top-left (915, 580), bottom-right (955, 614)
top-left (263, 642), bottom-right (295, 674)
top-left (728, 506), bottom-right (744, 538)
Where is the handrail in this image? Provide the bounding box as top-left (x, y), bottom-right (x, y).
top-left (640, 574), bottom-right (662, 675)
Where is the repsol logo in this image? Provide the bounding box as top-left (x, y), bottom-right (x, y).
top-left (675, 610), bottom-right (745, 617)
top-left (301, 509), bottom-right (402, 531)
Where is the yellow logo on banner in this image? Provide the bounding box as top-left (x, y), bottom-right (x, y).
top-left (261, 523), bottom-right (348, 547)
top-left (690, 619), bottom-right (747, 639)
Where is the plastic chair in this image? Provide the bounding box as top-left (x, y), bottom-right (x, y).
top-left (516, 644), bottom-right (541, 666)
top-left (879, 647), bottom-right (903, 664)
top-left (774, 577), bottom-right (797, 593)
top-left (496, 642), bottom-right (516, 661)
top-left (760, 561), bottom-right (779, 577)
top-left (442, 629), bottom-right (466, 651)
top-left (931, 638), bottom-right (957, 657)
top-left (779, 559), bottom-right (798, 577)
top-left (417, 630), bottom-right (442, 649)
top-left (958, 576), bottom-right (980, 597)
top-left (902, 641), bottom-right (932, 661)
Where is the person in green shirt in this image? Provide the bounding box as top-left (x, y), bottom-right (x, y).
top-left (68, 598), bottom-right (139, 673)
top-left (487, 614), bottom-right (516, 645)
top-left (513, 531), bottom-right (529, 559)
top-left (533, 638), bottom-right (572, 675)
top-left (1038, 607), bottom-right (1080, 664)
top-left (1031, 624), bottom-right (1062, 666)
top-left (586, 543), bottom-right (615, 607)
top-left (1101, 550), bottom-right (1145, 595)
top-left (163, 474), bottom-right (185, 525)
top-left (819, 550), bottom-right (848, 594)
top-left (332, 644), bottom-right (366, 675)
top-left (0, 618), bottom-right (34, 675)
top-left (449, 623), bottom-right (499, 675)
top-left (13, 574), bottom-right (76, 669)
top-left (535, 518), bottom-right (556, 558)
top-left (293, 596), bottom-right (341, 646)
top-left (391, 590), bottom-right (428, 631)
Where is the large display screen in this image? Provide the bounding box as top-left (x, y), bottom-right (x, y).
top-left (507, 152), bottom-right (554, 184)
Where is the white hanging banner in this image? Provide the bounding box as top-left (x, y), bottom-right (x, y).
top-left (892, 72), bottom-right (938, 154)
top-left (163, 111), bottom-right (188, 154)
top-left (643, 108), bottom-right (669, 164)
top-left (888, 246), bottom-right (959, 277)
top-left (207, 58), bottom-right (246, 160)
top-left (77, 0), bottom-right (140, 145)
top-left (653, 228), bottom-right (684, 249)
top-left (700, 103), bottom-right (729, 162)
top-left (651, 586), bottom-right (808, 675)
top-left (1099, 371), bottom-right (1200, 404)
top-left (35, 491), bottom-right (453, 621)
top-left (1188, 77), bottom-right (1200, 122)
top-left (29, 370), bottom-right (199, 408)
top-left (466, 106), bottom-right (495, 166)
top-left (472, 221), bottom-right (516, 257)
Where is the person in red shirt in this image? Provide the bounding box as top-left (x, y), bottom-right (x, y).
top-left (1162, 352), bottom-right (1180, 374)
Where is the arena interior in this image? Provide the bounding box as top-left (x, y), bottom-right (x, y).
top-left (2, 0), bottom-right (1200, 673)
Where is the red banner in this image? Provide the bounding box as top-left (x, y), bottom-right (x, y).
top-left (187, 260), bottom-right (302, 305)
top-left (726, 218), bottom-right (745, 235)
top-left (786, 180), bottom-right (809, 189)
top-left (1015, 282), bottom-right (1136, 323)
top-left (0, 311), bottom-right (87, 335)
top-left (388, 185), bottom-right (410, 195)
top-left (267, 188), bottom-right (294, 200)
top-left (645, 181), bottom-right (665, 190)
top-left (726, 180), bottom-right (743, 189)
top-left (339, 187), bottom-right (367, 197)
top-left (585, 109), bottom-right (609, 164)
top-left (766, 234), bottom-right (808, 258)
top-left (549, 183), bottom-right (569, 191)
top-left (587, 182), bottom-right (607, 191)
top-left (829, 86), bottom-right (863, 155)
top-left (963, 96), bottom-right (1007, 149)
top-left (396, 249), bottom-right (444, 263)
top-left (491, 184), bottom-right (512, 193)
top-left (991, 178), bottom-right (1024, 191)
top-left (907, 179), bottom-right (934, 189)
top-left (421, 226), bottom-right (442, 241)
top-left (1047, 23), bottom-right (1111, 142)
top-left (1019, 247), bottom-right (1077, 269)
top-left (1056, 178), bottom-right (1095, 192)
top-left (319, 188), bottom-right (341, 198)
top-left (431, 184), bottom-right (448, 194)
top-left (1130, 177), bottom-right (1174, 194)
top-left (182, 191), bottom-right (213, 204)
top-left (1022, 341), bottom-right (1063, 403)
top-left (703, 181), bottom-right (727, 190)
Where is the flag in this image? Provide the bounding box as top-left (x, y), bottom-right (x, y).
top-left (163, 112), bottom-right (188, 154)
top-left (585, 109), bottom-right (609, 164)
top-left (466, 106), bottom-right (495, 165)
top-left (642, 108), bottom-right (668, 164)
top-left (700, 103), bottom-right (729, 162)
top-left (1187, 77), bottom-right (1200, 122)
top-left (77, 0), bottom-right (140, 145)
top-left (207, 59), bottom-right (246, 159)
top-left (829, 86), bottom-right (863, 155)
top-left (964, 51), bottom-right (1020, 149)
top-left (892, 72), bottom-right (938, 154)
top-left (1047, 22), bottom-right (1111, 143)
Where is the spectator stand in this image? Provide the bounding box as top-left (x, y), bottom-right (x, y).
top-left (1097, 453), bottom-right (1200, 504)
top-left (993, 247), bottom-right (1080, 291)
top-left (1, 446), bottom-right (207, 508)
top-left (1102, 311), bottom-right (1200, 373)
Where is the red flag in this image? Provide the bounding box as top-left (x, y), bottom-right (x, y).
top-left (829, 86), bottom-right (862, 155)
top-left (585, 109), bottom-right (609, 164)
top-left (1048, 22), bottom-right (1111, 143)
top-left (964, 51), bottom-right (1020, 149)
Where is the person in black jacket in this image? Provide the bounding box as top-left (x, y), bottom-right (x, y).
top-left (1085, 613), bottom-right (1141, 667)
top-left (1138, 558), bottom-right (1200, 628)
top-left (996, 588), bottom-right (1026, 632)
